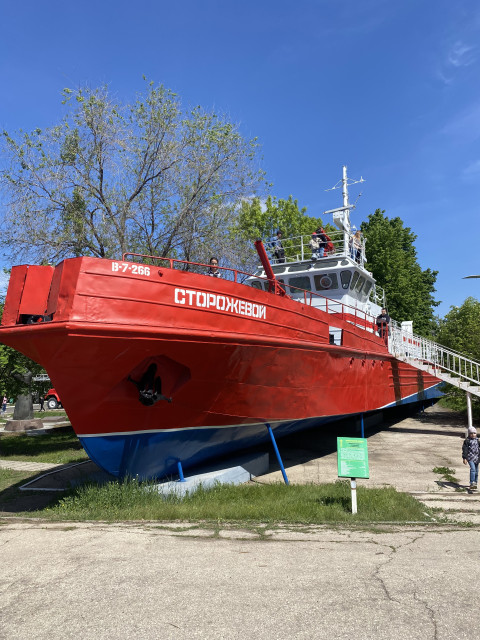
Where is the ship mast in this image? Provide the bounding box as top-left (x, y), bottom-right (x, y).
top-left (325, 165), bottom-right (364, 254)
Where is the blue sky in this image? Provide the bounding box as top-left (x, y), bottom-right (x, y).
top-left (1, 0), bottom-right (479, 317)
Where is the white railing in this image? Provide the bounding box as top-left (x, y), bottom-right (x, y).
top-left (266, 231), bottom-right (385, 307)
top-left (370, 283), bottom-right (385, 308)
top-left (269, 230), bottom-right (367, 268)
top-left (389, 322), bottom-right (480, 390)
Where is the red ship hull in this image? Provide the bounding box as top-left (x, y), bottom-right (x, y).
top-left (0, 257), bottom-right (442, 479)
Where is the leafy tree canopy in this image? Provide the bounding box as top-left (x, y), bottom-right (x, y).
top-left (435, 297), bottom-right (480, 360)
top-left (0, 304), bottom-right (45, 399)
top-left (361, 209), bottom-right (439, 335)
top-left (1, 80), bottom-right (265, 266)
top-left (237, 195), bottom-right (332, 262)
top-left (434, 297), bottom-right (480, 415)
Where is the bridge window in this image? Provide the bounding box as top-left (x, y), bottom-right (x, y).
top-left (350, 271), bottom-right (359, 290)
top-left (314, 273), bottom-right (339, 291)
top-left (354, 275), bottom-right (366, 293)
top-left (250, 281), bottom-right (262, 289)
top-left (340, 270), bottom-right (352, 290)
top-left (288, 276), bottom-right (312, 294)
top-left (263, 278), bottom-right (285, 291)
top-left (363, 281), bottom-right (373, 296)
top-left (288, 264), bottom-right (308, 273)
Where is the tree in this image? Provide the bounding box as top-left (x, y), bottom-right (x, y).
top-left (361, 209), bottom-right (439, 335)
top-left (435, 297), bottom-right (480, 360)
top-left (434, 297), bottom-right (480, 415)
top-left (0, 301), bottom-right (47, 402)
top-left (0, 339), bottom-right (45, 402)
top-left (236, 195), bottom-right (331, 264)
top-left (1, 81), bottom-right (265, 266)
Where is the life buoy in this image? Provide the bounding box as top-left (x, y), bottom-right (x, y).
top-left (319, 275), bottom-right (332, 289)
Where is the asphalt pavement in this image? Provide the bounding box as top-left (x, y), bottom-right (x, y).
top-left (1, 521), bottom-right (479, 639)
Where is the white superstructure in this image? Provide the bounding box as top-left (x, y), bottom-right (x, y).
top-left (248, 166), bottom-right (384, 319)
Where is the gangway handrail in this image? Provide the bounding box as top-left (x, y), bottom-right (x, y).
top-left (389, 324), bottom-right (480, 389)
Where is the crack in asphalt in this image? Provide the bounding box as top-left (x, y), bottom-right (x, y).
top-left (369, 532), bottom-right (442, 639)
top-left (414, 590), bottom-right (439, 640)
top-left (372, 534), bottom-right (425, 606)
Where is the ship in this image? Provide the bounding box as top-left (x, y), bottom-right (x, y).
top-left (0, 167), bottom-right (443, 479)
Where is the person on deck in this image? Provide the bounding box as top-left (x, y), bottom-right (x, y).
top-left (309, 232), bottom-right (321, 263)
top-left (315, 228), bottom-right (328, 257)
top-left (376, 308), bottom-right (390, 345)
top-left (349, 230), bottom-right (362, 264)
top-left (462, 426), bottom-right (479, 490)
top-left (273, 230), bottom-right (285, 264)
top-left (208, 257), bottom-right (221, 278)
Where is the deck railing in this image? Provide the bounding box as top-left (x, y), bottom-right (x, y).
top-left (263, 233), bottom-right (385, 308)
top-left (268, 230), bottom-right (366, 267)
top-left (122, 252), bottom-right (379, 335)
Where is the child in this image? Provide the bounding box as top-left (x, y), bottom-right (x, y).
top-left (462, 426), bottom-right (479, 490)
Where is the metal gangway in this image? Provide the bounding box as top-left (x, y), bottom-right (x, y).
top-left (389, 323), bottom-right (480, 428)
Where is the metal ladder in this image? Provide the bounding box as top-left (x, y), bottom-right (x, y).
top-left (389, 324), bottom-right (480, 427)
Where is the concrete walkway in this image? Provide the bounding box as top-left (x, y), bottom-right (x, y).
top-left (1, 521), bottom-right (479, 640)
top-left (0, 459), bottom-right (64, 472)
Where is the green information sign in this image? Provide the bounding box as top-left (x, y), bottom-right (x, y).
top-left (337, 437), bottom-right (369, 479)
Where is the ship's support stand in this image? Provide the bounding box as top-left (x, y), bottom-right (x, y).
top-left (267, 424), bottom-right (289, 485)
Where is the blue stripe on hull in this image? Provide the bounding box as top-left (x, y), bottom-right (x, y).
top-left (79, 383), bottom-right (444, 480)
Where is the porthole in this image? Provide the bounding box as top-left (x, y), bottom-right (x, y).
top-left (314, 273), bottom-right (339, 291)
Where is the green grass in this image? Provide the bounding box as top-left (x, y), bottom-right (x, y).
top-left (0, 467), bottom-right (33, 492)
top-left (42, 478), bottom-right (435, 524)
top-left (0, 430), bottom-right (88, 465)
top-left (0, 410), bottom-right (68, 422)
top-left (433, 466), bottom-right (459, 484)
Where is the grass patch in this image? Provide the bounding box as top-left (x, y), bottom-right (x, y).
top-left (0, 467), bottom-right (33, 492)
top-left (0, 430), bottom-right (88, 465)
top-left (43, 479), bottom-right (434, 524)
top-left (433, 466), bottom-right (459, 484)
top-left (0, 410), bottom-right (68, 422)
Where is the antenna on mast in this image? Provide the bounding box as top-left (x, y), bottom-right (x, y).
top-left (324, 165), bottom-right (365, 233)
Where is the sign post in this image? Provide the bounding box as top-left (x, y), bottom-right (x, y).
top-left (337, 437), bottom-right (369, 514)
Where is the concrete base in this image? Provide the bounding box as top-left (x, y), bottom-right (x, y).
top-left (155, 451), bottom-right (269, 497)
top-left (18, 451), bottom-right (269, 493)
top-left (4, 419), bottom-right (44, 432)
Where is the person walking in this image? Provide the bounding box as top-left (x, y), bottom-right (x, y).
top-left (462, 426), bottom-right (479, 490)
top-left (1, 395), bottom-right (7, 415)
top-left (39, 394), bottom-right (45, 411)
